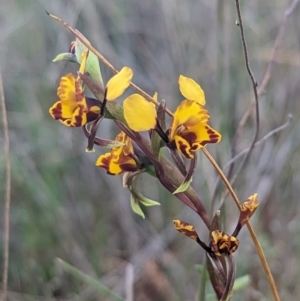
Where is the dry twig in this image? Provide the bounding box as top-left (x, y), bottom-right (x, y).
top-left (229, 0), bottom-right (300, 180)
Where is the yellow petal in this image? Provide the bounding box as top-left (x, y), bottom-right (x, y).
top-left (49, 101), bottom-right (73, 120)
top-left (106, 67), bottom-right (133, 101)
top-left (57, 74), bottom-right (84, 109)
top-left (187, 123), bottom-right (221, 146)
top-left (70, 106), bottom-right (87, 127)
top-left (96, 152), bottom-right (112, 170)
top-left (178, 75), bottom-right (206, 105)
top-left (124, 94), bottom-right (157, 131)
top-left (78, 50), bottom-right (89, 78)
top-left (169, 100), bottom-right (209, 140)
top-left (173, 124), bottom-right (221, 158)
top-left (173, 135), bottom-right (195, 159)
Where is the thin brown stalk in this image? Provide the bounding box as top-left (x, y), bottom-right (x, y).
top-left (201, 147), bottom-right (280, 301)
top-left (0, 72), bottom-right (11, 301)
top-left (230, 0), bottom-right (299, 177)
top-left (230, 0), bottom-right (260, 186)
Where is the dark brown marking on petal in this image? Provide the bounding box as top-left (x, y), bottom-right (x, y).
top-left (87, 111), bottom-right (100, 123)
top-left (210, 231), bottom-right (239, 256)
top-left (200, 126), bottom-right (220, 146)
top-left (99, 156), bottom-right (111, 171)
top-left (51, 103), bottom-right (63, 120)
top-left (177, 132), bottom-right (197, 158)
top-left (181, 132), bottom-right (197, 145)
top-left (119, 163), bottom-right (139, 172)
top-left (177, 140), bottom-right (193, 159)
top-left (72, 106), bottom-right (84, 126)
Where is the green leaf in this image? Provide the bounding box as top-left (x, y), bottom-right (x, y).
top-left (56, 258), bottom-right (126, 301)
top-left (74, 31), bottom-right (103, 86)
top-left (52, 52), bottom-right (78, 63)
top-left (150, 130), bottom-right (163, 158)
top-left (173, 176), bottom-right (193, 194)
top-left (232, 275), bottom-right (250, 292)
top-left (136, 192), bottom-right (160, 207)
top-left (130, 195), bottom-right (145, 218)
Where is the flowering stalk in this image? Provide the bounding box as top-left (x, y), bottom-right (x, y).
top-left (47, 12), bottom-right (279, 300)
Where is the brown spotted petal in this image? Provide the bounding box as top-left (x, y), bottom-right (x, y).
top-left (96, 132), bottom-right (140, 175)
top-left (173, 220), bottom-right (212, 252)
top-left (169, 99), bottom-right (221, 158)
top-left (49, 73), bottom-right (101, 127)
top-left (210, 230), bottom-right (239, 256)
top-left (173, 220), bottom-right (200, 241)
top-left (232, 193), bottom-right (259, 237)
top-left (239, 193), bottom-right (259, 226)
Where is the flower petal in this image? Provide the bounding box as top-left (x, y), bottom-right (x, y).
top-left (169, 100), bottom-right (209, 140)
top-left (173, 124), bottom-right (221, 158)
top-left (96, 132), bottom-right (139, 175)
top-left (78, 50), bottom-right (88, 76)
top-left (173, 135), bottom-right (195, 159)
top-left (57, 74), bottom-right (85, 109)
top-left (96, 152), bottom-right (112, 171)
top-left (49, 101), bottom-right (73, 121)
top-left (183, 123), bottom-right (221, 147)
top-left (106, 67), bottom-right (133, 101)
top-left (178, 75), bottom-right (206, 105)
top-left (70, 106), bottom-right (87, 127)
top-left (124, 94), bottom-right (157, 131)
top-left (210, 230), bottom-right (239, 256)
top-left (173, 220), bottom-right (200, 241)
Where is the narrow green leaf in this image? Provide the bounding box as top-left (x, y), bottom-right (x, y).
top-left (56, 258), bottom-right (126, 301)
top-left (75, 32), bottom-right (103, 86)
top-left (52, 52), bottom-right (78, 63)
top-left (130, 195), bottom-right (145, 218)
top-left (137, 193), bottom-right (160, 207)
top-left (173, 176), bottom-right (193, 194)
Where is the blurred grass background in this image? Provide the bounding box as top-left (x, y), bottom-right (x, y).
top-left (1, 0), bottom-right (300, 300)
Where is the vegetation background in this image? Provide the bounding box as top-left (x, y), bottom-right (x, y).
top-left (1, 0), bottom-right (300, 300)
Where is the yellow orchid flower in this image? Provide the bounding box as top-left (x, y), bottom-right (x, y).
top-left (96, 131), bottom-right (139, 175)
top-left (49, 51), bottom-right (102, 127)
top-left (123, 90), bottom-right (221, 159)
top-left (169, 99), bottom-right (221, 158)
top-left (49, 48), bottom-right (133, 127)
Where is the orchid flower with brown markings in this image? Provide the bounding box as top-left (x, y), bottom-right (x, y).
top-left (49, 52), bottom-right (133, 128)
top-left (49, 51), bottom-right (102, 127)
top-left (123, 75), bottom-right (221, 159)
top-left (96, 131), bottom-right (140, 175)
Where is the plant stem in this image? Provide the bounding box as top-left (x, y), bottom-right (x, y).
top-left (0, 73), bottom-right (11, 301)
top-left (201, 147), bottom-right (280, 301)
